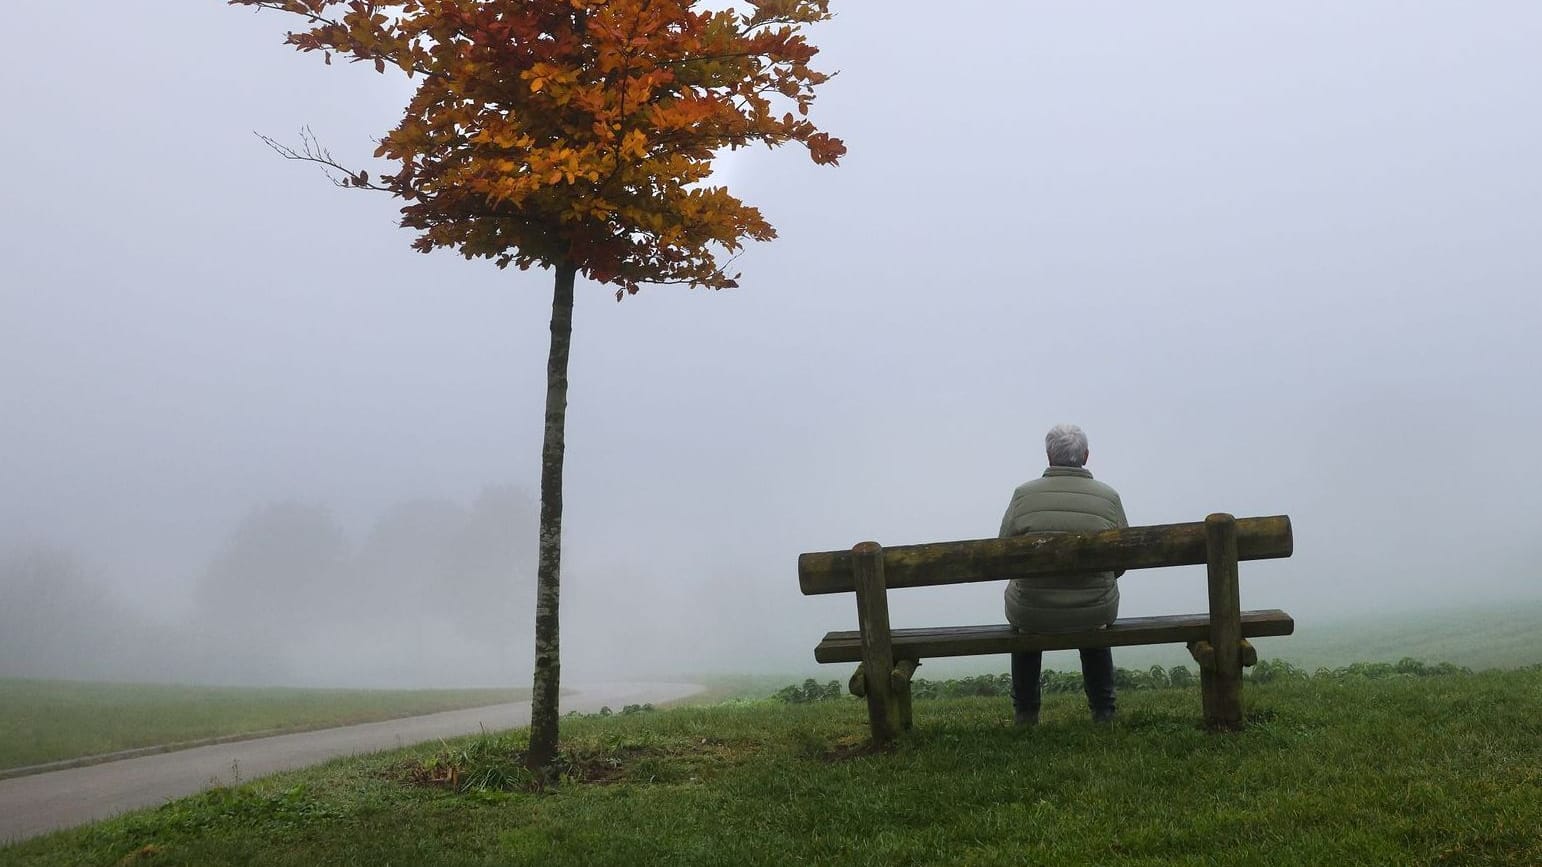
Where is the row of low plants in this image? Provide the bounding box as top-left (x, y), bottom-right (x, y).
top-left (772, 656), bottom-right (1487, 703)
top-left (1250, 656), bottom-right (1480, 682)
top-left (563, 703), bottom-right (655, 719)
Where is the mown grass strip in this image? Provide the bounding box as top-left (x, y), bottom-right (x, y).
top-left (0, 680), bottom-right (531, 771)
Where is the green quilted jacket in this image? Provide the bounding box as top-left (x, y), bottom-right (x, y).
top-left (998, 466), bottom-right (1129, 633)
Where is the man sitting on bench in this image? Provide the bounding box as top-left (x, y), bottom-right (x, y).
top-left (1000, 424), bottom-right (1129, 726)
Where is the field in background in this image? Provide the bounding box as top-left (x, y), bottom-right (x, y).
top-left (777, 600), bottom-right (1542, 683)
top-left (0, 681), bottom-right (530, 772)
top-left (6, 602), bottom-right (1537, 773)
top-left (6, 668), bottom-right (1538, 865)
top-left (1254, 600), bottom-right (1542, 671)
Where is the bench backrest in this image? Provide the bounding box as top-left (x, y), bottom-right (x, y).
top-left (798, 515), bottom-right (1292, 596)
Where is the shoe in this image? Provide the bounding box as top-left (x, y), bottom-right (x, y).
top-left (1014, 709), bottom-right (1039, 727)
top-left (1091, 709), bottom-right (1115, 724)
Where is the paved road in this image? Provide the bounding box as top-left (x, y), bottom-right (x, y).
top-left (0, 681), bottom-right (704, 843)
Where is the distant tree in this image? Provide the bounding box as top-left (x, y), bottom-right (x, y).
top-left (231, 0), bottom-right (844, 776)
top-left (0, 546), bottom-right (117, 679)
top-left (350, 487), bottom-right (537, 638)
top-left (353, 497), bottom-right (467, 617)
top-left (443, 486), bottom-right (539, 639)
top-left (195, 501), bottom-right (349, 650)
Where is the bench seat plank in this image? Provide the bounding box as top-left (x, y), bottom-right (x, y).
top-left (813, 608), bottom-right (1294, 664)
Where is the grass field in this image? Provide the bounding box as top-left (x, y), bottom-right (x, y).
top-left (5, 666), bottom-right (1538, 866)
top-left (0, 680), bottom-right (530, 772)
top-left (838, 600), bottom-right (1542, 680)
top-left (1260, 601), bottom-right (1542, 672)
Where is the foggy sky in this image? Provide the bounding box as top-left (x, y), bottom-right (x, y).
top-left (3, 2), bottom-right (1540, 686)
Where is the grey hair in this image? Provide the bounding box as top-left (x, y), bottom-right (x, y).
top-left (1045, 424), bottom-right (1089, 467)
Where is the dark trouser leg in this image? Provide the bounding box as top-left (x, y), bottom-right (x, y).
top-left (1079, 647), bottom-right (1116, 720)
top-left (1011, 650), bottom-right (1043, 716)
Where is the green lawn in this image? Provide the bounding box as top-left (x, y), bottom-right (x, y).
top-left (6, 667), bottom-right (1538, 866)
top-left (0, 680), bottom-right (530, 772)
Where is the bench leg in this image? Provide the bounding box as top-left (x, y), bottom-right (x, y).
top-left (892, 659), bottom-right (919, 731)
top-left (1197, 661), bottom-right (1237, 728)
top-left (1204, 514), bottom-right (1245, 731)
top-left (854, 659), bottom-right (917, 731)
top-left (852, 542), bottom-right (900, 744)
top-left (1189, 637), bottom-right (1246, 731)
top-left (860, 664), bottom-right (900, 743)
top-left (1209, 662), bottom-right (1243, 731)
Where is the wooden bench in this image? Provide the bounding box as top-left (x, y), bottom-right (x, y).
top-left (798, 513), bottom-right (1295, 742)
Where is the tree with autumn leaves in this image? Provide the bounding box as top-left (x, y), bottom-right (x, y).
top-left (231, 0), bottom-right (843, 775)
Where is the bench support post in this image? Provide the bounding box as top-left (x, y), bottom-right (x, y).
top-left (852, 541), bottom-right (900, 743)
top-left (1204, 513), bottom-right (1244, 730)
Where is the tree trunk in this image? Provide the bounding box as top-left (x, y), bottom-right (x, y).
top-left (526, 259), bottom-right (577, 777)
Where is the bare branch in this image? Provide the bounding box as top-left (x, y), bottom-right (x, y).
top-left (255, 127), bottom-right (393, 192)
